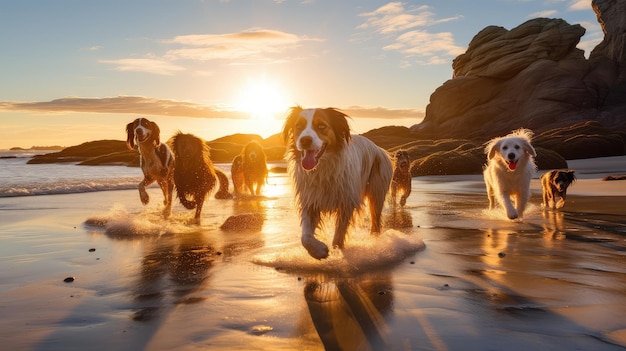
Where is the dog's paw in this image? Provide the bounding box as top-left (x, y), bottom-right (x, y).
top-left (302, 237), bottom-right (329, 260)
top-left (139, 190), bottom-right (150, 205)
top-left (506, 210), bottom-right (519, 220)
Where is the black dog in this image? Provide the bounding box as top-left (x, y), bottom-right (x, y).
top-left (541, 170), bottom-right (576, 209)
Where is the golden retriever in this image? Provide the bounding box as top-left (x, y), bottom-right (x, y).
top-left (231, 140), bottom-right (268, 196)
top-left (282, 106), bottom-right (393, 259)
top-left (483, 128), bottom-right (537, 219)
top-left (169, 132), bottom-right (231, 224)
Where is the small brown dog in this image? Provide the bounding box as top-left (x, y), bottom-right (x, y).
top-left (391, 150), bottom-right (412, 206)
top-left (541, 169), bottom-right (576, 209)
top-left (169, 132), bottom-right (231, 224)
top-left (231, 140), bottom-right (268, 196)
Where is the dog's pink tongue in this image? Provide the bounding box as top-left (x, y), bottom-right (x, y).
top-left (508, 161), bottom-right (517, 170)
top-left (302, 150), bottom-right (318, 170)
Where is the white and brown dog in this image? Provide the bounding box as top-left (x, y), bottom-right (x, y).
top-left (282, 106), bottom-right (393, 259)
top-left (483, 128), bottom-right (537, 219)
top-left (541, 169), bottom-right (576, 209)
top-left (125, 118), bottom-right (175, 218)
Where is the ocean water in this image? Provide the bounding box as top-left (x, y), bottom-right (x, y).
top-left (0, 149), bottom-right (236, 198)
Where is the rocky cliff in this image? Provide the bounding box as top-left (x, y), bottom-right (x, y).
top-left (411, 0), bottom-right (626, 151)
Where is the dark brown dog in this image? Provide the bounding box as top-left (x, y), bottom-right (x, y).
top-left (125, 118), bottom-right (175, 218)
top-left (391, 150), bottom-right (412, 206)
top-left (231, 140), bottom-right (268, 196)
top-left (541, 169), bottom-right (576, 209)
top-left (169, 132), bottom-right (231, 224)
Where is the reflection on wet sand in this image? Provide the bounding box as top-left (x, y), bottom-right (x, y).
top-left (132, 232), bottom-right (216, 321)
top-left (304, 273), bottom-right (393, 351)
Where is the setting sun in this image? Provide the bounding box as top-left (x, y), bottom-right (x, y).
top-left (236, 79), bottom-right (290, 122)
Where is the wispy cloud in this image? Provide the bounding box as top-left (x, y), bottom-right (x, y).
top-left (0, 96), bottom-right (247, 119)
top-left (528, 10), bottom-right (559, 18)
top-left (342, 105), bottom-right (424, 119)
top-left (165, 28), bottom-right (318, 61)
top-left (101, 28), bottom-right (321, 74)
top-left (0, 97), bottom-right (422, 120)
top-left (569, 0), bottom-right (591, 11)
top-left (99, 58), bottom-right (186, 76)
top-left (358, 2), bottom-right (464, 66)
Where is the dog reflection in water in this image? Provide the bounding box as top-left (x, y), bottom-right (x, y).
top-left (304, 275), bottom-right (393, 350)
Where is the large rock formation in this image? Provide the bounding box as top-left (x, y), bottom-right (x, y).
top-left (411, 0), bottom-right (626, 148)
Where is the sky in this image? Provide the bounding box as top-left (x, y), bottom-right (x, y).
top-left (0, 0), bottom-right (602, 149)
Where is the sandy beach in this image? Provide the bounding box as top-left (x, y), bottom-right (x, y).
top-left (1, 156), bottom-right (626, 351)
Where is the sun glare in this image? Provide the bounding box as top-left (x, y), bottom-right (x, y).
top-left (237, 80), bottom-right (290, 123)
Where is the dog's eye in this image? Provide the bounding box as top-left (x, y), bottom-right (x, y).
top-left (316, 123), bottom-right (327, 130)
top-left (502, 146), bottom-right (508, 150)
top-left (514, 145), bottom-right (520, 149)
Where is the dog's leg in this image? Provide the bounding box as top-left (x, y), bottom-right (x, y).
top-left (301, 209), bottom-right (329, 259)
top-left (138, 177), bottom-right (152, 205)
top-left (501, 193), bottom-right (518, 219)
top-left (332, 209), bottom-right (352, 249)
top-left (400, 188), bottom-right (408, 207)
top-left (556, 192), bottom-right (566, 209)
top-left (192, 192), bottom-right (206, 225)
top-left (486, 182), bottom-right (496, 210)
top-left (515, 189), bottom-right (530, 218)
top-left (158, 178), bottom-right (173, 218)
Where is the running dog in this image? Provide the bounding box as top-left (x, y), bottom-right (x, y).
top-left (170, 132), bottom-right (231, 224)
top-left (541, 169), bottom-right (576, 209)
top-left (231, 140), bottom-right (268, 196)
top-left (125, 118), bottom-right (175, 218)
top-left (282, 106), bottom-right (393, 259)
top-left (483, 128), bottom-right (537, 219)
top-left (391, 150), bottom-right (412, 206)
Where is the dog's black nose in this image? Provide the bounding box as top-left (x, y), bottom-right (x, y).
top-left (507, 152), bottom-right (516, 160)
top-left (300, 136), bottom-right (313, 148)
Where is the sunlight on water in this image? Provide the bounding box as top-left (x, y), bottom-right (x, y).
top-left (252, 229), bottom-right (425, 276)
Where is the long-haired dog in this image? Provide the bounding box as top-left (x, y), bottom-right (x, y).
top-left (391, 150), bottom-right (412, 207)
top-left (126, 118), bottom-right (175, 218)
top-left (483, 128), bottom-right (537, 219)
top-left (282, 106), bottom-right (393, 260)
top-left (541, 170), bottom-right (576, 209)
top-left (231, 140), bottom-right (268, 196)
top-left (169, 132), bottom-right (231, 224)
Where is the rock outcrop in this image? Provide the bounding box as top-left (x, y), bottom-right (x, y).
top-left (411, 0), bottom-right (626, 148)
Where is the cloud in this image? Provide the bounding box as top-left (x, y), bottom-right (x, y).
top-left (0, 97), bottom-right (423, 121)
top-left (342, 106), bottom-right (424, 119)
top-left (528, 10), bottom-right (559, 18)
top-left (99, 58), bottom-right (186, 75)
top-left (358, 2), bottom-right (464, 65)
top-left (0, 96), bottom-right (247, 119)
top-left (359, 3), bottom-right (461, 34)
top-left (164, 28), bottom-right (322, 62)
top-left (569, 0), bottom-right (591, 11)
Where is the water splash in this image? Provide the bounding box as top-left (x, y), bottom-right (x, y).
top-left (252, 229), bottom-right (425, 276)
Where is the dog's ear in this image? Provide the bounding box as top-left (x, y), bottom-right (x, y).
top-left (524, 141), bottom-right (537, 158)
top-left (324, 108), bottom-right (351, 144)
top-left (487, 140), bottom-right (500, 160)
top-left (567, 170), bottom-right (576, 182)
top-left (282, 106), bottom-right (301, 144)
top-left (150, 120), bottom-right (161, 145)
top-left (126, 122), bottom-right (136, 150)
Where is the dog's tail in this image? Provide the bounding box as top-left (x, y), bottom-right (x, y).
top-left (177, 192), bottom-right (197, 209)
top-left (214, 168), bottom-right (233, 199)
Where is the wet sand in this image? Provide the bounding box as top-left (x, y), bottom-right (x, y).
top-left (0, 156), bottom-right (625, 351)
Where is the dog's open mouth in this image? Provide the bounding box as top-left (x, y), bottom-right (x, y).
top-left (301, 144), bottom-right (327, 170)
top-left (507, 160), bottom-right (518, 170)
